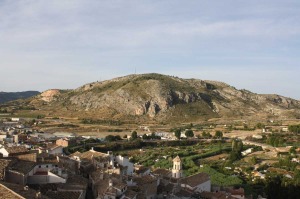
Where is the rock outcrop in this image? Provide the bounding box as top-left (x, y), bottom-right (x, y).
top-left (19, 73), bottom-right (300, 121)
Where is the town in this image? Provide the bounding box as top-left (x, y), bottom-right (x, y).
top-left (0, 116), bottom-right (299, 199)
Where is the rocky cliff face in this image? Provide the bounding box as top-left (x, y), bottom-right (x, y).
top-left (40, 89), bottom-right (61, 102)
top-left (29, 73), bottom-right (300, 121)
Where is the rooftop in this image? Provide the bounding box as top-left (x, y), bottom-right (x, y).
top-left (8, 160), bottom-right (36, 174)
top-left (45, 191), bottom-right (82, 199)
top-left (4, 146), bottom-right (28, 154)
top-left (200, 191), bottom-right (236, 199)
top-left (0, 182), bottom-right (48, 199)
top-left (0, 158), bottom-right (17, 180)
top-left (173, 155), bottom-right (181, 162)
top-left (181, 172), bottom-right (210, 188)
top-left (152, 168), bottom-right (171, 177)
top-left (69, 149), bottom-right (108, 161)
top-left (133, 175), bottom-right (157, 185)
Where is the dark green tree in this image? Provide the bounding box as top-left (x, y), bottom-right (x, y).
top-left (131, 131), bottom-right (138, 140)
top-left (185, 129), bottom-right (194, 138)
top-left (142, 134), bottom-right (148, 140)
top-left (174, 129), bottom-right (181, 139)
top-left (215, 131), bottom-right (223, 139)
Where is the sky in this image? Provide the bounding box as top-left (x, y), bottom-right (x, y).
top-left (0, 0), bottom-right (300, 99)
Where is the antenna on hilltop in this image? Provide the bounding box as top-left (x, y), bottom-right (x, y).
top-left (135, 67), bottom-right (136, 75)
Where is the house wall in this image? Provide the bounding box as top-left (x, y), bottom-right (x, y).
top-left (56, 139), bottom-right (70, 147)
top-left (5, 170), bottom-right (26, 185)
top-left (32, 164), bottom-right (54, 174)
top-left (16, 153), bottom-right (37, 162)
top-left (115, 155), bottom-right (134, 175)
top-left (48, 146), bottom-right (63, 155)
top-left (0, 148), bottom-right (8, 157)
top-left (0, 135), bottom-right (7, 142)
top-left (194, 180), bottom-right (211, 192)
top-left (27, 171), bottom-right (66, 184)
top-left (181, 180), bottom-right (211, 193)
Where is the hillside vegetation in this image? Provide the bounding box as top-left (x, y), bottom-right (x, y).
top-left (4, 73), bottom-right (300, 123)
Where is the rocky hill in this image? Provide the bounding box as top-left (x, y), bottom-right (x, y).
top-left (0, 91), bottom-right (40, 104)
top-left (8, 74), bottom-right (300, 122)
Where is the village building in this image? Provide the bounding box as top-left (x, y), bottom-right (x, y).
top-left (0, 144), bottom-right (28, 157)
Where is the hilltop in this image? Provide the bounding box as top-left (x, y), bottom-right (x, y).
top-left (0, 91), bottom-right (40, 104)
top-left (5, 73), bottom-right (300, 123)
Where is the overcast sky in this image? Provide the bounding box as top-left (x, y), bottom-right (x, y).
top-left (0, 0), bottom-right (299, 99)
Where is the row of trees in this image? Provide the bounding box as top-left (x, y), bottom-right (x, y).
top-left (174, 129), bottom-right (194, 139)
top-left (288, 124), bottom-right (300, 133)
top-left (266, 134), bottom-right (284, 147)
top-left (174, 129), bottom-right (224, 140)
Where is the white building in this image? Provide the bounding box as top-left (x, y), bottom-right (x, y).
top-left (115, 155), bottom-right (134, 176)
top-left (172, 156), bottom-right (183, 179)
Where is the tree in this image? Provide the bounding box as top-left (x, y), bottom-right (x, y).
top-left (174, 129), bottom-right (181, 139)
top-left (151, 132), bottom-right (156, 139)
top-left (142, 134), bottom-right (148, 140)
top-left (215, 131), bottom-right (223, 139)
top-left (114, 135), bottom-right (122, 141)
top-left (290, 146), bottom-right (297, 155)
top-left (105, 135), bottom-right (116, 142)
top-left (131, 131), bottom-right (138, 140)
top-left (256, 123), bottom-right (265, 129)
top-left (230, 139), bottom-right (243, 162)
top-left (202, 131), bottom-right (212, 138)
top-left (185, 129), bottom-right (194, 138)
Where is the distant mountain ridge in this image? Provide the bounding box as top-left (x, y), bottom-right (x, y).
top-left (6, 73), bottom-right (300, 122)
top-left (0, 91), bottom-right (40, 104)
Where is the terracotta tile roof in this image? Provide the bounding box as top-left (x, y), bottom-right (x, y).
top-left (173, 155), bottom-right (181, 162)
top-left (152, 168), bottom-right (171, 177)
top-left (174, 188), bottom-right (193, 198)
top-left (94, 178), bottom-right (110, 196)
top-left (123, 189), bottom-right (138, 199)
top-left (70, 150), bottom-right (108, 161)
top-left (133, 175), bottom-right (157, 185)
top-left (90, 169), bottom-right (105, 182)
top-left (45, 144), bottom-right (62, 151)
top-left (0, 183), bottom-right (24, 199)
top-left (200, 191), bottom-right (236, 199)
top-left (111, 178), bottom-right (126, 190)
top-left (181, 172), bottom-right (210, 188)
top-left (28, 183), bottom-right (58, 195)
top-left (45, 191), bottom-right (82, 199)
top-left (227, 187), bottom-right (245, 196)
top-left (5, 146), bottom-right (28, 154)
top-left (66, 174), bottom-right (88, 186)
top-left (105, 186), bottom-right (118, 196)
top-left (8, 160), bottom-right (36, 174)
top-left (0, 182), bottom-right (49, 199)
